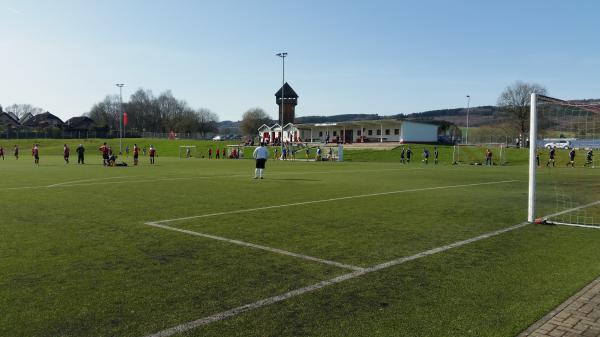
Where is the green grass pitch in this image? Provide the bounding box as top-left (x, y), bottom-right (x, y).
top-left (1, 139), bottom-right (600, 337)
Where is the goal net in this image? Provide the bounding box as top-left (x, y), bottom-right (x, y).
top-left (178, 146), bottom-right (197, 159)
top-left (529, 94), bottom-right (600, 227)
top-left (452, 143), bottom-right (506, 166)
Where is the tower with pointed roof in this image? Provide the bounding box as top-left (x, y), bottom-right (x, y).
top-left (275, 82), bottom-right (298, 124)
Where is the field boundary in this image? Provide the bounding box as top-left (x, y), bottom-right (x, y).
top-left (142, 221), bottom-right (531, 337)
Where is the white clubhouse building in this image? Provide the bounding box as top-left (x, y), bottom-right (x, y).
top-left (258, 119), bottom-right (439, 144)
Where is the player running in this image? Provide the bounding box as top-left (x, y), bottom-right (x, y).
top-left (149, 145), bottom-right (156, 164)
top-left (32, 144), bottom-right (40, 166)
top-left (546, 147), bottom-right (556, 167)
top-left (584, 150), bottom-right (594, 167)
top-left (567, 148), bottom-right (576, 167)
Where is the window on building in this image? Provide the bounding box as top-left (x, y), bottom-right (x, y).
top-left (357, 130), bottom-right (362, 136)
top-left (368, 130), bottom-right (373, 136)
top-left (385, 129), bottom-right (390, 135)
top-left (394, 129), bottom-right (400, 135)
top-left (319, 131), bottom-right (323, 137)
top-left (377, 129), bottom-right (381, 136)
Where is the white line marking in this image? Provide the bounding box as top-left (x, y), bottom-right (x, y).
top-left (45, 175), bottom-right (141, 188)
top-left (2, 166), bottom-right (436, 191)
top-left (145, 222), bottom-right (363, 271)
top-left (142, 221), bottom-right (530, 337)
top-left (150, 180), bottom-right (520, 224)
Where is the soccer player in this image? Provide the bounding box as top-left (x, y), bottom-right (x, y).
top-left (216, 148), bottom-right (220, 159)
top-left (585, 150), bottom-right (594, 167)
top-left (315, 147), bottom-right (322, 161)
top-left (99, 142), bottom-right (109, 166)
top-left (567, 148), bottom-right (576, 167)
top-left (434, 146), bottom-right (439, 165)
top-left (305, 147), bottom-right (310, 159)
top-left (546, 146), bottom-right (556, 167)
top-left (125, 145), bottom-right (130, 158)
top-left (423, 148), bottom-right (429, 164)
top-left (0, 146), bottom-right (4, 160)
top-left (406, 147), bottom-right (412, 163)
top-left (222, 147), bottom-right (226, 159)
top-left (14, 145), bottom-right (19, 160)
top-left (32, 143), bottom-right (39, 166)
top-left (535, 149), bottom-right (540, 166)
top-left (133, 144), bottom-right (140, 165)
top-left (208, 148), bottom-right (212, 159)
top-left (273, 147), bottom-right (278, 160)
top-left (149, 145), bottom-right (156, 164)
top-left (400, 147), bottom-right (405, 164)
top-left (76, 144), bottom-right (85, 164)
top-left (485, 149), bottom-right (493, 166)
top-left (63, 144), bottom-right (70, 164)
top-left (252, 143), bottom-right (268, 179)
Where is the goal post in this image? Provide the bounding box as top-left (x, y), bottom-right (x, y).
top-left (179, 146), bottom-right (196, 159)
top-left (528, 93), bottom-right (600, 226)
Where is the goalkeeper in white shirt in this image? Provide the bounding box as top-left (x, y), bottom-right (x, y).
top-left (253, 143), bottom-right (269, 179)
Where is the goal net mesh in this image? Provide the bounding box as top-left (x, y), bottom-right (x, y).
top-left (533, 95), bottom-right (600, 227)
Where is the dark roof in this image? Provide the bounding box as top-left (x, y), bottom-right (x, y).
top-left (65, 116), bottom-right (94, 129)
top-left (20, 112), bottom-right (33, 123)
top-left (22, 112), bottom-right (64, 127)
top-left (274, 82), bottom-right (298, 98)
top-left (0, 112), bottom-right (20, 126)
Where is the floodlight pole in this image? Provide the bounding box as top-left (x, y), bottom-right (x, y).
top-left (116, 83), bottom-right (125, 154)
top-left (276, 52), bottom-right (287, 159)
top-left (465, 95), bottom-right (471, 144)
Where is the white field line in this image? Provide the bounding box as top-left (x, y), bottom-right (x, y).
top-left (2, 166), bottom-right (438, 191)
top-left (145, 222), bottom-right (363, 271)
top-left (150, 180), bottom-right (520, 225)
top-left (45, 175), bottom-right (142, 188)
top-left (142, 221), bottom-right (531, 337)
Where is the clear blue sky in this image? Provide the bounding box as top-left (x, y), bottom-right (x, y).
top-left (1, 0), bottom-right (599, 121)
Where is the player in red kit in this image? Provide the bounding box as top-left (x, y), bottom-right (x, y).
top-left (149, 145), bottom-right (156, 164)
top-left (32, 144), bottom-right (40, 166)
top-left (99, 142), bottom-right (109, 166)
top-left (63, 144), bottom-right (70, 164)
top-left (133, 144), bottom-right (140, 166)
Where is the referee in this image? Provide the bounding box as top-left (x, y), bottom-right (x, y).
top-left (253, 143), bottom-right (269, 179)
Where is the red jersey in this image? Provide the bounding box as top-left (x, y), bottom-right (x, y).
top-left (149, 148), bottom-right (156, 156)
top-left (216, 149), bottom-right (220, 155)
top-left (32, 147), bottom-right (39, 156)
top-left (0, 147), bottom-right (4, 155)
top-left (64, 147), bottom-right (70, 156)
top-left (133, 146), bottom-right (139, 155)
top-left (99, 145), bottom-right (108, 155)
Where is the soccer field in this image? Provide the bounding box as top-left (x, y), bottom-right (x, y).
top-left (2, 150), bottom-right (600, 337)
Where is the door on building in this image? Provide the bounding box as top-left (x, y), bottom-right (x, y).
top-left (344, 130), bottom-right (353, 144)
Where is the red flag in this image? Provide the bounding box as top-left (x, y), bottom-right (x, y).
top-left (123, 112), bottom-right (128, 126)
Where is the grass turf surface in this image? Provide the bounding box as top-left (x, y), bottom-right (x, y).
top-left (1, 141), bottom-right (600, 337)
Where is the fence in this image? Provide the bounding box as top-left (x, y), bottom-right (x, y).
top-left (0, 130), bottom-right (218, 140)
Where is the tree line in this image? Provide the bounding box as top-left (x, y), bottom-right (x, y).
top-left (87, 89), bottom-right (220, 136)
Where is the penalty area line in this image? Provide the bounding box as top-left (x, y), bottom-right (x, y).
top-left (142, 221), bottom-right (530, 337)
top-left (145, 222), bottom-right (364, 271)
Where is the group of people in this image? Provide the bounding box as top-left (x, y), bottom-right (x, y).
top-left (399, 147), bottom-right (439, 165)
top-left (207, 147), bottom-right (229, 159)
top-left (541, 147), bottom-right (594, 167)
top-left (0, 145), bottom-right (20, 160)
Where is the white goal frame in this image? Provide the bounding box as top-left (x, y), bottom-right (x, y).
top-left (179, 146), bottom-right (197, 159)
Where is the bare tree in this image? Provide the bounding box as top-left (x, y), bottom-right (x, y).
top-left (497, 81), bottom-right (547, 134)
top-left (87, 95), bottom-right (121, 130)
top-left (5, 104), bottom-right (44, 119)
top-left (240, 108), bottom-right (272, 137)
top-left (196, 108), bottom-right (219, 137)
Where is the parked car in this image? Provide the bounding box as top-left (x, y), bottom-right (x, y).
top-left (544, 140), bottom-right (571, 149)
top-left (212, 135), bottom-right (222, 141)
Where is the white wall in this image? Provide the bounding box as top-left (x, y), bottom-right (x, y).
top-left (401, 121), bottom-right (438, 142)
